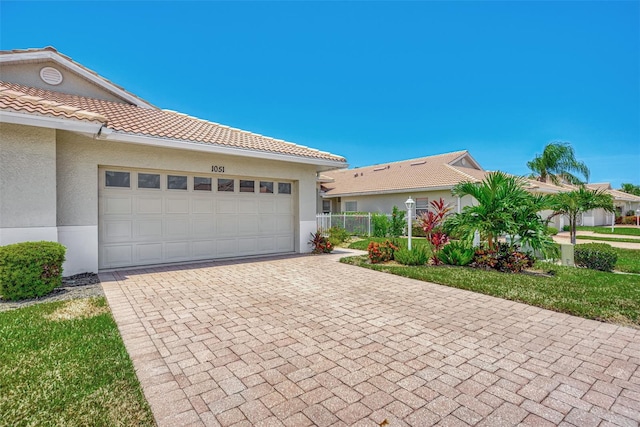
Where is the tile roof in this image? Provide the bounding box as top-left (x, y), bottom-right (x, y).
top-left (0, 81), bottom-right (345, 163)
top-left (322, 151), bottom-right (489, 196)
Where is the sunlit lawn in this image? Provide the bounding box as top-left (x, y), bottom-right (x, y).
top-left (0, 298), bottom-right (154, 427)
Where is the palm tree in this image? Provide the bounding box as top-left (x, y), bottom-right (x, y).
top-left (549, 187), bottom-right (614, 244)
top-left (620, 183), bottom-right (640, 196)
top-left (445, 171), bottom-right (532, 249)
top-left (527, 142), bottom-right (590, 186)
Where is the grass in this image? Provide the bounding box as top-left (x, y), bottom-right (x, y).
top-left (347, 239), bottom-right (640, 327)
top-left (0, 298), bottom-right (154, 427)
top-left (576, 226), bottom-right (640, 236)
top-left (576, 235), bottom-right (640, 243)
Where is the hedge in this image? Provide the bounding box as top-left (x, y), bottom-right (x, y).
top-left (575, 243), bottom-right (617, 272)
top-left (0, 241), bottom-right (66, 301)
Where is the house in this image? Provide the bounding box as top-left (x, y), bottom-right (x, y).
top-left (319, 150), bottom-right (488, 216)
top-left (0, 47), bottom-right (346, 274)
top-left (585, 183), bottom-right (640, 225)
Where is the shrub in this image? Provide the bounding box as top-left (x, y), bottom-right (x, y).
top-left (622, 216), bottom-right (639, 225)
top-left (309, 231), bottom-right (333, 254)
top-left (546, 226), bottom-right (558, 236)
top-left (437, 241), bottom-right (475, 266)
top-left (371, 214), bottom-right (390, 237)
top-left (471, 243), bottom-right (533, 273)
top-left (394, 247), bottom-right (428, 266)
top-left (562, 225), bottom-right (570, 232)
top-left (412, 223), bottom-right (426, 237)
top-left (0, 241), bottom-right (66, 301)
top-left (389, 206), bottom-right (406, 238)
top-left (626, 210), bottom-right (636, 217)
top-left (328, 226), bottom-right (350, 246)
top-left (367, 240), bottom-right (398, 263)
top-left (575, 243), bottom-right (617, 272)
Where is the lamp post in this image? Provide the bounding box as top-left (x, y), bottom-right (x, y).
top-left (636, 209), bottom-right (639, 227)
top-left (405, 197), bottom-right (415, 250)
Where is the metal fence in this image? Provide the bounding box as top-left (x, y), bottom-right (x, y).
top-left (316, 213), bottom-right (385, 236)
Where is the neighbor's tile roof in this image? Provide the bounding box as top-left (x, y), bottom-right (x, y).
top-left (321, 151), bottom-right (489, 196)
top-left (0, 81), bottom-right (345, 163)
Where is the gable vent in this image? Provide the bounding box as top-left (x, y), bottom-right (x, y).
top-left (40, 67), bottom-right (63, 85)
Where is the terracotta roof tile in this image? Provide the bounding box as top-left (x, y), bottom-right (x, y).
top-left (0, 81), bottom-right (345, 163)
top-left (322, 151), bottom-right (488, 196)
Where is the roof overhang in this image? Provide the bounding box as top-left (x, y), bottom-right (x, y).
top-left (322, 185), bottom-right (455, 198)
top-left (0, 49), bottom-right (156, 109)
top-left (98, 129), bottom-right (347, 171)
top-left (0, 110), bottom-right (103, 134)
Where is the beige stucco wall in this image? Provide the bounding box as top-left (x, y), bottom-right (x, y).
top-left (1, 61), bottom-right (128, 104)
top-left (337, 190), bottom-right (475, 215)
top-left (56, 131), bottom-right (318, 240)
top-left (0, 123), bottom-right (57, 228)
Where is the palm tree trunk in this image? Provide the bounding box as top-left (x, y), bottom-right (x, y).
top-left (570, 215), bottom-right (577, 245)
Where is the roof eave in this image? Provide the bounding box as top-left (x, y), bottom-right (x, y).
top-left (0, 110), bottom-right (103, 134)
top-left (322, 185), bottom-right (455, 198)
top-left (99, 130), bottom-right (348, 170)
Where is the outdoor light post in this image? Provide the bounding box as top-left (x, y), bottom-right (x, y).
top-left (637, 209), bottom-right (639, 227)
top-left (405, 197), bottom-right (415, 250)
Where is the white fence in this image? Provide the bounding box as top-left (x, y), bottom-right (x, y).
top-left (316, 213), bottom-right (374, 236)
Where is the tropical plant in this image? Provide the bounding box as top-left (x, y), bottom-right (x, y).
top-left (367, 240), bottom-right (398, 263)
top-left (389, 206), bottom-right (406, 238)
top-left (549, 187), bottom-right (615, 244)
top-left (471, 243), bottom-right (534, 273)
top-left (309, 231), bottom-right (333, 254)
top-left (620, 183), bottom-right (640, 196)
top-left (527, 142), bottom-right (590, 186)
top-left (437, 242), bottom-right (475, 266)
top-left (417, 198), bottom-right (453, 264)
top-left (394, 246), bottom-right (428, 266)
top-left (371, 213), bottom-right (390, 237)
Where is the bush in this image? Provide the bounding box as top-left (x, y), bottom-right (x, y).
top-left (327, 226), bottom-right (350, 246)
top-left (309, 231), bottom-right (333, 254)
top-left (412, 223), bottom-right (426, 237)
top-left (575, 243), bottom-right (617, 272)
top-left (562, 225), bottom-right (570, 232)
top-left (546, 226), bottom-right (558, 236)
top-left (622, 216), bottom-right (639, 225)
top-left (437, 241), bottom-right (475, 266)
top-left (367, 240), bottom-right (398, 263)
top-left (395, 247), bottom-right (428, 266)
top-left (471, 243), bottom-right (533, 273)
top-left (371, 214), bottom-right (390, 237)
top-left (625, 210), bottom-right (636, 217)
top-left (389, 206), bottom-right (406, 238)
top-left (0, 241), bottom-right (66, 301)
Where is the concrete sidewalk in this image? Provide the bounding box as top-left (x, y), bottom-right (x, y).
top-left (101, 250), bottom-right (640, 426)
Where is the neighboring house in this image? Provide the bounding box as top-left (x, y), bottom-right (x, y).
top-left (585, 183), bottom-right (640, 225)
top-left (0, 47), bottom-right (346, 274)
top-left (320, 150), bottom-right (487, 215)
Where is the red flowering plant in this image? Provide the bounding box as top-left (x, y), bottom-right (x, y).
top-left (309, 231), bottom-right (334, 254)
top-left (417, 198), bottom-right (453, 265)
top-left (367, 240), bottom-right (398, 263)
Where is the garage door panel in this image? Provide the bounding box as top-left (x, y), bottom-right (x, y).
top-left (137, 243), bottom-right (163, 263)
top-left (103, 244), bottom-right (133, 266)
top-left (103, 220), bottom-right (132, 241)
top-left (238, 237), bottom-right (257, 253)
top-left (165, 241), bottom-right (190, 261)
top-left (276, 216), bottom-right (293, 233)
top-left (104, 196), bottom-right (132, 215)
top-left (259, 216), bottom-right (276, 233)
top-left (258, 237), bottom-right (275, 251)
top-left (165, 197), bottom-right (189, 214)
top-left (238, 199), bottom-right (257, 212)
top-left (217, 216), bottom-right (238, 236)
top-left (276, 198), bottom-right (292, 213)
top-left (192, 218), bottom-right (216, 236)
top-left (192, 198), bottom-right (214, 214)
top-left (217, 238), bottom-right (238, 256)
top-left (277, 236), bottom-right (294, 251)
top-left (135, 219), bottom-right (162, 239)
top-left (238, 215), bottom-right (259, 235)
top-left (137, 196), bottom-right (162, 214)
top-left (193, 240), bottom-right (216, 257)
top-left (259, 200), bottom-right (275, 214)
top-left (217, 199), bottom-right (236, 214)
top-left (164, 218), bottom-right (189, 237)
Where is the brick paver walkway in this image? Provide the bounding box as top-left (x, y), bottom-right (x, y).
top-left (101, 250), bottom-right (640, 426)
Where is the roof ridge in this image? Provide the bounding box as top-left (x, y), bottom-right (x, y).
top-left (446, 164), bottom-right (481, 182)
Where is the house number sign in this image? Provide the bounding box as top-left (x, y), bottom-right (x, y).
top-left (211, 165), bottom-right (225, 173)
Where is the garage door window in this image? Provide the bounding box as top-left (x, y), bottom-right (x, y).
top-left (278, 182), bottom-right (291, 194)
top-left (105, 171), bottom-right (130, 188)
top-left (194, 177), bottom-right (211, 191)
top-left (218, 178), bottom-right (234, 192)
top-left (168, 175), bottom-right (188, 190)
top-left (240, 180), bottom-right (255, 192)
top-left (260, 181), bottom-right (274, 194)
top-left (138, 173), bottom-right (160, 189)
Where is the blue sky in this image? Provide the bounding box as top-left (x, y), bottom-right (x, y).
top-left (2, 1), bottom-right (638, 187)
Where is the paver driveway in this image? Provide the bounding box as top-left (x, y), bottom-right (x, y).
top-left (101, 250), bottom-right (640, 426)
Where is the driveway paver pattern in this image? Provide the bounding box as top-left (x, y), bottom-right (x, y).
top-left (101, 250), bottom-right (640, 426)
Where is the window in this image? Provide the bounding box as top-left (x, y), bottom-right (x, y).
top-left (278, 182), bottom-right (292, 194)
top-left (260, 181), bottom-right (274, 194)
top-left (138, 173), bottom-right (160, 189)
top-left (168, 175), bottom-right (187, 190)
top-left (194, 177), bottom-right (211, 191)
top-left (240, 180), bottom-right (255, 193)
top-left (322, 200), bottom-right (331, 213)
top-left (415, 197), bottom-right (429, 217)
top-left (105, 171), bottom-right (130, 188)
top-left (218, 178), bottom-right (234, 192)
top-left (345, 201), bottom-right (357, 212)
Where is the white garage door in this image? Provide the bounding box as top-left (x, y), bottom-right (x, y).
top-left (98, 168), bottom-right (295, 269)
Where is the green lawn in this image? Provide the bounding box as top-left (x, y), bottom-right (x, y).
top-left (577, 235), bottom-right (640, 244)
top-left (347, 239), bottom-right (640, 327)
top-left (576, 226), bottom-right (640, 236)
top-left (0, 298), bottom-right (154, 427)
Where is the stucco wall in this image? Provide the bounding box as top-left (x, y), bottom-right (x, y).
top-left (338, 190), bottom-right (475, 215)
top-left (0, 123), bottom-right (57, 228)
top-left (1, 61), bottom-right (128, 103)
